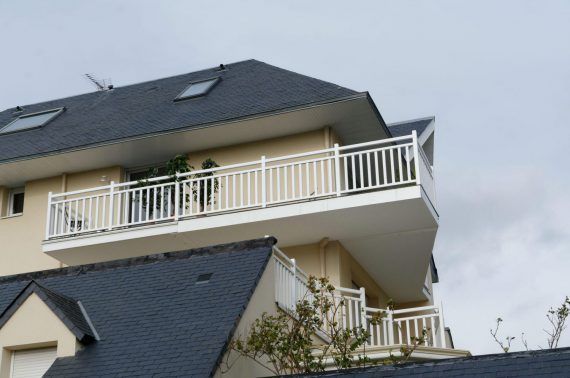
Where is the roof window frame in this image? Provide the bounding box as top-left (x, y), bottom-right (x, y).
top-left (174, 77), bottom-right (221, 102)
top-left (0, 107), bottom-right (65, 135)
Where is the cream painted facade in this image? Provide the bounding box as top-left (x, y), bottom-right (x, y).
top-left (0, 167), bottom-right (122, 276)
top-left (0, 293), bottom-right (80, 378)
top-left (0, 129), bottom-right (335, 276)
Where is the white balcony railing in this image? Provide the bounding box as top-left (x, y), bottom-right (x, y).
top-left (273, 248), bottom-right (448, 349)
top-left (45, 131), bottom-right (434, 240)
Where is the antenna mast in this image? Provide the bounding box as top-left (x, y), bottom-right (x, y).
top-left (84, 73), bottom-right (112, 91)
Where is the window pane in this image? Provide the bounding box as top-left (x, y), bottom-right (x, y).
top-left (176, 78), bottom-right (219, 100)
top-left (12, 192), bottom-right (24, 214)
top-left (1, 109), bottom-right (61, 134)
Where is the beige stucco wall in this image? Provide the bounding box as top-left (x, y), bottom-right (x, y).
top-left (283, 240), bottom-right (391, 309)
top-left (0, 129), bottom-right (338, 276)
top-left (215, 257), bottom-right (278, 378)
top-left (187, 129), bottom-right (333, 169)
top-left (0, 293), bottom-right (79, 378)
top-left (0, 167), bottom-right (122, 276)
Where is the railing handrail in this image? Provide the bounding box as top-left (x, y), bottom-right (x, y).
top-left (46, 132), bottom-right (436, 241)
top-left (50, 134), bottom-right (416, 198)
top-left (273, 246), bottom-right (310, 279)
top-left (272, 253), bottom-right (447, 349)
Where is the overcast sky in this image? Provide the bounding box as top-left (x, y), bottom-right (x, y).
top-left (1, 0), bottom-right (569, 354)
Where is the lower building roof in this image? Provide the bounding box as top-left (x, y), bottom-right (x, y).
top-left (298, 347), bottom-right (570, 377)
top-left (0, 237), bottom-right (276, 377)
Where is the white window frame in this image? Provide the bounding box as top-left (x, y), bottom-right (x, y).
top-left (8, 187), bottom-right (25, 216)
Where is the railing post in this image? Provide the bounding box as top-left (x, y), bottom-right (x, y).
top-left (387, 309), bottom-right (394, 345)
top-left (174, 178), bottom-right (180, 221)
top-left (334, 143), bottom-right (341, 196)
top-left (108, 181), bottom-right (115, 230)
top-left (438, 302), bottom-right (446, 348)
top-left (359, 287), bottom-right (367, 331)
top-left (45, 192), bottom-right (53, 240)
top-left (261, 155), bottom-right (267, 207)
top-left (412, 130), bottom-right (421, 186)
top-left (291, 258), bottom-right (297, 312)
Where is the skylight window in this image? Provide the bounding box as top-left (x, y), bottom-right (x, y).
top-left (175, 77), bottom-right (220, 101)
top-left (0, 108), bottom-right (64, 134)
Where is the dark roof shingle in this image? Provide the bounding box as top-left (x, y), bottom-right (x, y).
top-left (388, 117), bottom-right (433, 138)
top-left (0, 237), bottom-right (276, 377)
top-left (298, 347), bottom-right (570, 377)
top-left (0, 60), bottom-right (357, 164)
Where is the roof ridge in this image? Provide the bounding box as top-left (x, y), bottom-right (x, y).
top-left (0, 280), bottom-right (94, 342)
top-left (31, 279), bottom-right (78, 303)
top-left (0, 237), bottom-right (277, 285)
top-left (1, 59), bottom-right (258, 112)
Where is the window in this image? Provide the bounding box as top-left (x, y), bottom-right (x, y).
top-left (10, 347), bottom-right (57, 378)
top-left (174, 77), bottom-right (220, 101)
top-left (8, 188), bottom-right (24, 215)
top-left (0, 108), bottom-right (64, 135)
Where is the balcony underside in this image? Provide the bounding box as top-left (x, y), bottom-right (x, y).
top-left (44, 185), bottom-right (437, 302)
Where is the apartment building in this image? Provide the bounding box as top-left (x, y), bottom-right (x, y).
top-left (0, 60), bottom-right (467, 376)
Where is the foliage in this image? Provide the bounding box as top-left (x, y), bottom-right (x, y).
top-left (546, 296), bottom-right (570, 349)
top-left (134, 154), bottom-right (220, 213)
top-left (191, 158), bottom-right (220, 209)
top-left (224, 276), bottom-right (427, 376)
top-left (490, 318), bottom-right (515, 353)
top-left (490, 296), bottom-right (570, 352)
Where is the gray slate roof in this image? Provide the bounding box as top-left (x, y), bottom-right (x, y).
top-left (299, 347), bottom-right (570, 377)
top-left (0, 60), bottom-right (357, 164)
top-left (0, 237), bottom-right (276, 377)
top-left (387, 117), bottom-right (433, 138)
top-left (0, 280), bottom-right (95, 342)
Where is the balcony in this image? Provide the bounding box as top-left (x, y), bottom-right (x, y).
top-left (272, 248), bottom-right (465, 359)
top-left (43, 132), bottom-right (437, 301)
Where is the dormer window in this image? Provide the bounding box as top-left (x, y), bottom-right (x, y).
top-left (0, 108), bottom-right (64, 135)
top-left (174, 78), bottom-right (220, 101)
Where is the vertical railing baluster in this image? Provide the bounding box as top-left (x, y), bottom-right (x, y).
top-left (284, 166), bottom-right (288, 200)
top-left (291, 164), bottom-right (296, 199)
top-left (327, 159), bottom-right (333, 195)
top-left (366, 152), bottom-right (372, 188)
top-left (374, 150), bottom-right (380, 186)
top-left (398, 147), bottom-right (403, 183)
top-left (225, 176), bottom-right (229, 210)
top-left (261, 156), bottom-right (266, 207)
top-left (412, 130), bottom-right (421, 186)
top-left (359, 287), bottom-right (367, 332)
top-left (174, 180), bottom-right (180, 221)
top-left (334, 144), bottom-right (341, 196)
top-left (406, 145), bottom-right (411, 182)
top-left (305, 162), bottom-right (310, 197)
top-left (382, 149), bottom-right (387, 185)
top-left (108, 181), bottom-right (114, 230)
top-left (358, 153), bottom-right (364, 189)
top-left (45, 192), bottom-right (53, 239)
top-left (94, 197), bottom-right (99, 229)
top-left (298, 164), bottom-right (303, 198)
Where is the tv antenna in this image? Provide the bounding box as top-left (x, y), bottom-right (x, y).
top-left (84, 73), bottom-right (113, 91)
